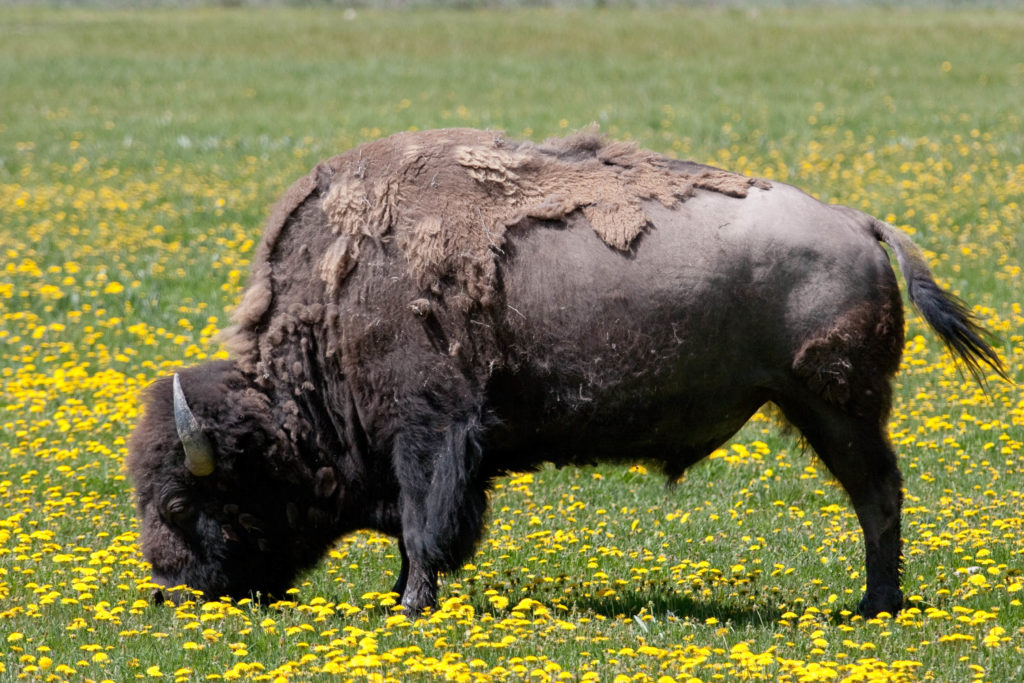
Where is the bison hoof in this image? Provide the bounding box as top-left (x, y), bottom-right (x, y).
top-left (400, 585), bottom-right (438, 616)
top-left (857, 587), bottom-right (904, 618)
top-left (400, 594), bottom-right (436, 617)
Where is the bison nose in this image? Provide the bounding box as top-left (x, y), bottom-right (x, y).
top-left (151, 587), bottom-right (165, 606)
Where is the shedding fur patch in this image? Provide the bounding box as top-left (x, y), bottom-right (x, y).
top-left (311, 128), bottom-right (769, 308)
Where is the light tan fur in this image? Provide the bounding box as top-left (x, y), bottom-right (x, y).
top-left (313, 128), bottom-right (768, 308)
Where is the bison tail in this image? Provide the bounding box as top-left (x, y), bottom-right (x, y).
top-left (869, 219), bottom-right (1008, 385)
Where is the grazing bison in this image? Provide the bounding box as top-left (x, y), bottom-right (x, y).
top-left (128, 128), bottom-right (1005, 617)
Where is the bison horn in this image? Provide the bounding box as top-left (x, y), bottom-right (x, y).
top-left (172, 373), bottom-right (216, 477)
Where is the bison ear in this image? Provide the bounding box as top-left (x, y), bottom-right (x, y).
top-left (172, 373), bottom-right (216, 477)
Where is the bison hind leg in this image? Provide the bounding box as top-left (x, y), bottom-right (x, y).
top-left (776, 395), bottom-right (904, 617)
top-left (792, 276), bottom-right (904, 417)
top-left (793, 325), bottom-right (902, 418)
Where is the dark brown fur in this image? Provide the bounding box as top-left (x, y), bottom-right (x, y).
top-left (793, 277), bottom-right (905, 416)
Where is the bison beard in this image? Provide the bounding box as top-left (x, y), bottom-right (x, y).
top-left (128, 128), bottom-right (1006, 618)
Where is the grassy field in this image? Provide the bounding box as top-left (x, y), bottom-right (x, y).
top-left (2, 4), bottom-right (1023, 681)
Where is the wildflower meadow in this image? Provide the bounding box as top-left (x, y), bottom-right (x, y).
top-left (1, 4), bottom-right (1022, 681)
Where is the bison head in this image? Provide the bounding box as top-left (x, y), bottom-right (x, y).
top-left (128, 361), bottom-right (323, 605)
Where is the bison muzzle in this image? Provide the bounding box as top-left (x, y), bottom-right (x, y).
top-left (128, 128), bottom-right (1005, 618)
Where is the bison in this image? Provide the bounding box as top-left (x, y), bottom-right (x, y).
top-left (128, 128), bottom-right (1005, 618)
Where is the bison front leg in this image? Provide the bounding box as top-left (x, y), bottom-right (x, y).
top-left (391, 537), bottom-right (443, 615)
top-left (393, 414), bottom-right (489, 615)
top-left (399, 552), bottom-right (440, 615)
top-left (391, 538), bottom-right (410, 598)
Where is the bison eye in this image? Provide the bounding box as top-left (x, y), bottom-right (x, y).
top-left (161, 497), bottom-right (197, 527)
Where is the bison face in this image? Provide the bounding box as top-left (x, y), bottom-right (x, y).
top-left (128, 361), bottom-right (313, 604)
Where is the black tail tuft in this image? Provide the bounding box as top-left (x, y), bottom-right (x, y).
top-left (907, 274), bottom-right (1008, 385)
top-left (871, 219), bottom-right (1008, 386)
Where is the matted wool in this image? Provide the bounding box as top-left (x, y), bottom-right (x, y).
top-left (312, 128), bottom-right (769, 307)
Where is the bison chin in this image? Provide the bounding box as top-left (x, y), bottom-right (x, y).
top-left (129, 361), bottom-right (337, 608)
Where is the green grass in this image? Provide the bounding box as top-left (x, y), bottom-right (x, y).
top-left (2, 4), bottom-right (1023, 682)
